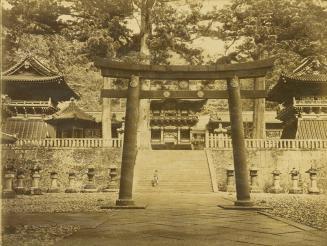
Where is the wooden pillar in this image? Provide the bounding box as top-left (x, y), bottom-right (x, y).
top-left (177, 127), bottom-right (181, 144)
top-left (253, 77), bottom-right (266, 138)
top-left (137, 80), bottom-right (151, 149)
top-left (116, 75), bottom-right (140, 206)
top-left (160, 127), bottom-right (164, 144)
top-left (227, 76), bottom-right (253, 207)
top-left (102, 77), bottom-right (112, 146)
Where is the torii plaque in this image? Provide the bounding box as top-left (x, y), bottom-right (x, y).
top-left (96, 58), bottom-right (274, 208)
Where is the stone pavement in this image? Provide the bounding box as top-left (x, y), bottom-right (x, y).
top-left (3, 192), bottom-right (327, 246)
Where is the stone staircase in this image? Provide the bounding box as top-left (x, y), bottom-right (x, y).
top-left (134, 150), bottom-right (213, 193)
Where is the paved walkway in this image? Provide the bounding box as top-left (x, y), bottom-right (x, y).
top-left (3, 193), bottom-right (327, 246)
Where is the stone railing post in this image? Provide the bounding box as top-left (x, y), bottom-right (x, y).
top-left (226, 164), bottom-right (235, 192)
top-left (48, 171), bottom-right (60, 193)
top-left (306, 167), bottom-right (320, 194)
top-left (29, 165), bottom-right (42, 195)
top-left (3, 165), bottom-right (16, 198)
top-left (82, 167), bottom-right (97, 193)
top-left (16, 167), bottom-right (26, 195)
top-left (103, 165), bottom-right (119, 192)
top-left (65, 172), bottom-right (78, 193)
top-left (289, 168), bottom-right (302, 194)
top-left (270, 169), bottom-right (283, 193)
top-left (249, 165), bottom-right (261, 193)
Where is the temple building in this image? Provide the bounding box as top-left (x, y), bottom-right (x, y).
top-left (207, 112), bottom-right (283, 139)
top-left (45, 99), bottom-right (100, 138)
top-left (150, 99), bottom-right (207, 149)
top-left (268, 57), bottom-right (327, 139)
top-left (1, 56), bottom-right (79, 139)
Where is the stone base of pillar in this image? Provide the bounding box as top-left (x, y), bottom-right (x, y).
top-left (234, 200), bottom-right (254, 207)
top-left (27, 188), bottom-right (42, 195)
top-left (47, 188), bottom-right (60, 193)
top-left (65, 188), bottom-right (78, 193)
top-left (100, 199), bottom-right (146, 209)
top-left (15, 187), bottom-right (26, 195)
top-left (2, 190), bottom-right (16, 199)
top-left (289, 188), bottom-right (303, 194)
top-left (218, 204), bottom-right (270, 210)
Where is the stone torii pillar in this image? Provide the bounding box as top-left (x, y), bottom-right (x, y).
top-left (226, 76), bottom-right (253, 207)
top-left (112, 75), bottom-right (144, 208)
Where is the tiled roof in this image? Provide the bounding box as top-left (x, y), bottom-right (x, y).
top-left (296, 119), bottom-right (327, 139)
top-left (2, 75), bottom-right (64, 83)
top-left (281, 74), bottom-right (327, 83)
top-left (1, 132), bottom-right (17, 144)
top-left (2, 56), bottom-right (80, 100)
top-left (2, 119), bottom-right (56, 140)
top-left (46, 100), bottom-right (95, 123)
top-left (268, 57), bottom-right (327, 102)
top-left (2, 56), bottom-right (59, 76)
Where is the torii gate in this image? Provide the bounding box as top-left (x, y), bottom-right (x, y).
top-left (95, 58), bottom-right (274, 208)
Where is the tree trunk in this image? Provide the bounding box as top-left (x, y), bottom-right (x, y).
top-left (137, 0), bottom-right (155, 149)
top-left (102, 77), bottom-right (112, 146)
top-left (252, 77), bottom-right (266, 139)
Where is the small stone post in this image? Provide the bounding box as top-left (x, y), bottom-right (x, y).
top-left (103, 165), bottom-right (119, 192)
top-left (16, 167), bottom-right (26, 195)
top-left (29, 165), bottom-right (42, 195)
top-left (65, 172), bottom-right (78, 193)
top-left (226, 164), bottom-right (235, 192)
top-left (2, 164), bottom-right (16, 198)
top-left (270, 169), bottom-right (283, 193)
top-left (48, 171), bottom-right (60, 193)
top-left (82, 167), bottom-right (97, 193)
top-left (306, 167), bottom-right (320, 194)
top-left (289, 168), bottom-right (302, 194)
top-left (249, 165), bottom-right (261, 193)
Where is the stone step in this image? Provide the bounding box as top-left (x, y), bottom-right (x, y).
top-left (134, 150), bottom-right (212, 193)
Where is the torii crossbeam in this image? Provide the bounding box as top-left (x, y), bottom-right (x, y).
top-left (95, 58), bottom-right (274, 208)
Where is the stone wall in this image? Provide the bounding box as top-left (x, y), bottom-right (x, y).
top-left (209, 149), bottom-right (327, 193)
top-left (1, 147), bottom-right (122, 192)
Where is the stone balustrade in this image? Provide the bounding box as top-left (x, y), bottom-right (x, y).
top-left (207, 137), bottom-right (327, 149)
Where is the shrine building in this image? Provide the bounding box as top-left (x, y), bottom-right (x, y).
top-left (1, 56), bottom-right (79, 139)
top-left (268, 57), bottom-right (327, 139)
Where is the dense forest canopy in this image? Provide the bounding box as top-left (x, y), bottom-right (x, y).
top-left (2, 0), bottom-right (327, 111)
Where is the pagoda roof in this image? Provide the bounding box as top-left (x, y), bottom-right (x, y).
top-left (46, 99), bottom-right (95, 123)
top-left (2, 56), bottom-right (79, 101)
top-left (268, 57), bottom-right (327, 102)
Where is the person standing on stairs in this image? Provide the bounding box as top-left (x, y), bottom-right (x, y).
top-left (152, 170), bottom-right (159, 187)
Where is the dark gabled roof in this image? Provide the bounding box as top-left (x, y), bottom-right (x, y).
top-left (2, 56), bottom-right (80, 101)
top-left (46, 99), bottom-right (95, 123)
top-left (268, 57), bottom-right (327, 102)
top-left (2, 56), bottom-right (61, 76)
